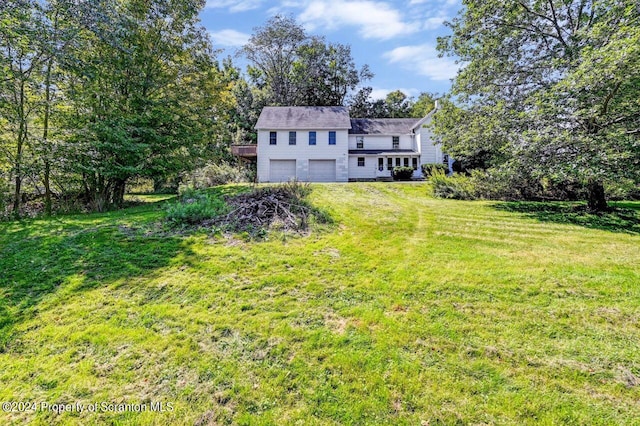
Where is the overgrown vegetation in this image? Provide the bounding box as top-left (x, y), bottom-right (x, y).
top-left (165, 188), bottom-right (229, 226)
top-left (429, 169), bottom-right (477, 199)
top-left (430, 168), bottom-right (639, 204)
top-left (421, 163), bottom-right (449, 178)
top-left (165, 181), bottom-right (330, 236)
top-left (1, 184), bottom-right (639, 424)
top-left (183, 161), bottom-right (256, 189)
top-left (434, 1), bottom-right (640, 211)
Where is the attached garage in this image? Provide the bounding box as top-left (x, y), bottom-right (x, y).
top-left (269, 159), bottom-right (296, 182)
top-left (308, 160), bottom-right (336, 182)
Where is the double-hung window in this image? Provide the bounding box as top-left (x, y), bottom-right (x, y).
top-left (357, 157), bottom-right (365, 167)
top-left (309, 131), bottom-right (316, 145)
top-left (392, 136), bottom-right (399, 149)
top-left (269, 132), bottom-right (277, 145)
top-left (328, 131), bottom-right (336, 145)
top-left (356, 136), bottom-right (364, 149)
top-left (289, 131), bottom-right (296, 145)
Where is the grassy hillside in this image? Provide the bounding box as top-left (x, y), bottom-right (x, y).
top-left (1, 184), bottom-right (639, 425)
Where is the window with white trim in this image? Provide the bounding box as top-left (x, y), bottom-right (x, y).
top-left (392, 136), bottom-right (399, 149)
top-left (329, 131), bottom-right (336, 145)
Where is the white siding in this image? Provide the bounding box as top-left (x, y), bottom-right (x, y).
top-left (348, 134), bottom-right (415, 151)
top-left (348, 155), bottom-right (377, 179)
top-left (417, 119), bottom-right (443, 169)
top-left (257, 129), bottom-right (348, 182)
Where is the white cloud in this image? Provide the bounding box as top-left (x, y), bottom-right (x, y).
top-left (408, 0), bottom-right (456, 29)
top-left (383, 44), bottom-right (460, 81)
top-left (423, 15), bottom-right (448, 30)
top-left (370, 87), bottom-right (419, 100)
top-left (410, 0), bottom-right (459, 5)
top-left (205, 0), bottom-right (262, 13)
top-left (209, 29), bottom-right (250, 47)
top-left (298, 0), bottom-right (418, 40)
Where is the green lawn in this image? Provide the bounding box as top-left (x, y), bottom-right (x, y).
top-left (1, 184), bottom-right (639, 425)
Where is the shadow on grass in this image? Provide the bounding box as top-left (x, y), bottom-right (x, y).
top-left (0, 210), bottom-right (195, 350)
top-left (491, 201), bottom-right (640, 234)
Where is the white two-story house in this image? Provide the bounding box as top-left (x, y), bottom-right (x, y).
top-left (255, 105), bottom-right (448, 182)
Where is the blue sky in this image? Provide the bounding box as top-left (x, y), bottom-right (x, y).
top-left (200, 0), bottom-right (462, 100)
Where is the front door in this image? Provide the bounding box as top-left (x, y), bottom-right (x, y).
top-left (377, 157), bottom-right (391, 178)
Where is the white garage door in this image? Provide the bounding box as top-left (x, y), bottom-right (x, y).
top-left (308, 160), bottom-right (336, 182)
top-left (269, 160), bottom-right (296, 182)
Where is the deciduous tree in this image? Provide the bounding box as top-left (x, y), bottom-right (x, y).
top-left (434, 0), bottom-right (640, 210)
top-left (242, 15), bottom-right (370, 107)
top-left (62, 0), bottom-right (224, 208)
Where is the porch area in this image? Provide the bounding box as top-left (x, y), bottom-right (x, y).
top-left (348, 150), bottom-right (421, 180)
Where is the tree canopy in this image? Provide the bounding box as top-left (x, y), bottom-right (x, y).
top-left (241, 15), bottom-right (371, 107)
top-left (433, 0), bottom-right (640, 210)
top-left (1, 0), bottom-right (229, 214)
top-left (347, 88), bottom-right (436, 119)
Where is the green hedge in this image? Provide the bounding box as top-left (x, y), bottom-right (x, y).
top-left (392, 166), bottom-right (415, 181)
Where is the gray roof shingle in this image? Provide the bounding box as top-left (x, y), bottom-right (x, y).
top-left (255, 106), bottom-right (352, 130)
top-left (349, 118), bottom-right (420, 135)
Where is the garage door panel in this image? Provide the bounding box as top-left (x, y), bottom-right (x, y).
top-left (269, 160), bottom-right (296, 182)
top-left (308, 160), bottom-right (336, 182)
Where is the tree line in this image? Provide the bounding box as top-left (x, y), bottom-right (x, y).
top-left (1, 0), bottom-right (235, 215)
top-left (433, 0), bottom-right (639, 210)
top-left (1, 7), bottom-right (429, 218)
top-left (232, 15), bottom-right (436, 145)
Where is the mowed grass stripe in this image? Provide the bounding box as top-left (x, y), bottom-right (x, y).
top-left (0, 183), bottom-right (638, 425)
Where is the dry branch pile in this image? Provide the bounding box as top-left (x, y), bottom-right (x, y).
top-left (207, 183), bottom-right (322, 234)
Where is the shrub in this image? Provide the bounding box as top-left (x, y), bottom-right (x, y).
top-left (187, 161), bottom-right (255, 189)
top-left (431, 168), bottom-right (596, 202)
top-left (166, 189), bottom-right (228, 226)
top-left (126, 178), bottom-right (155, 194)
top-left (421, 163), bottom-right (449, 177)
top-left (392, 166), bottom-right (415, 181)
top-left (605, 178), bottom-right (640, 201)
top-left (429, 169), bottom-right (477, 200)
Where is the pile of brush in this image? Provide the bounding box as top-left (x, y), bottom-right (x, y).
top-left (208, 182), bottom-right (319, 234)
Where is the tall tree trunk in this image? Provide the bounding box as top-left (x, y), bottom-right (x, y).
top-left (12, 80), bottom-right (26, 218)
top-left (42, 56), bottom-right (53, 216)
top-left (587, 180), bottom-right (608, 212)
top-left (112, 178), bottom-right (126, 207)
